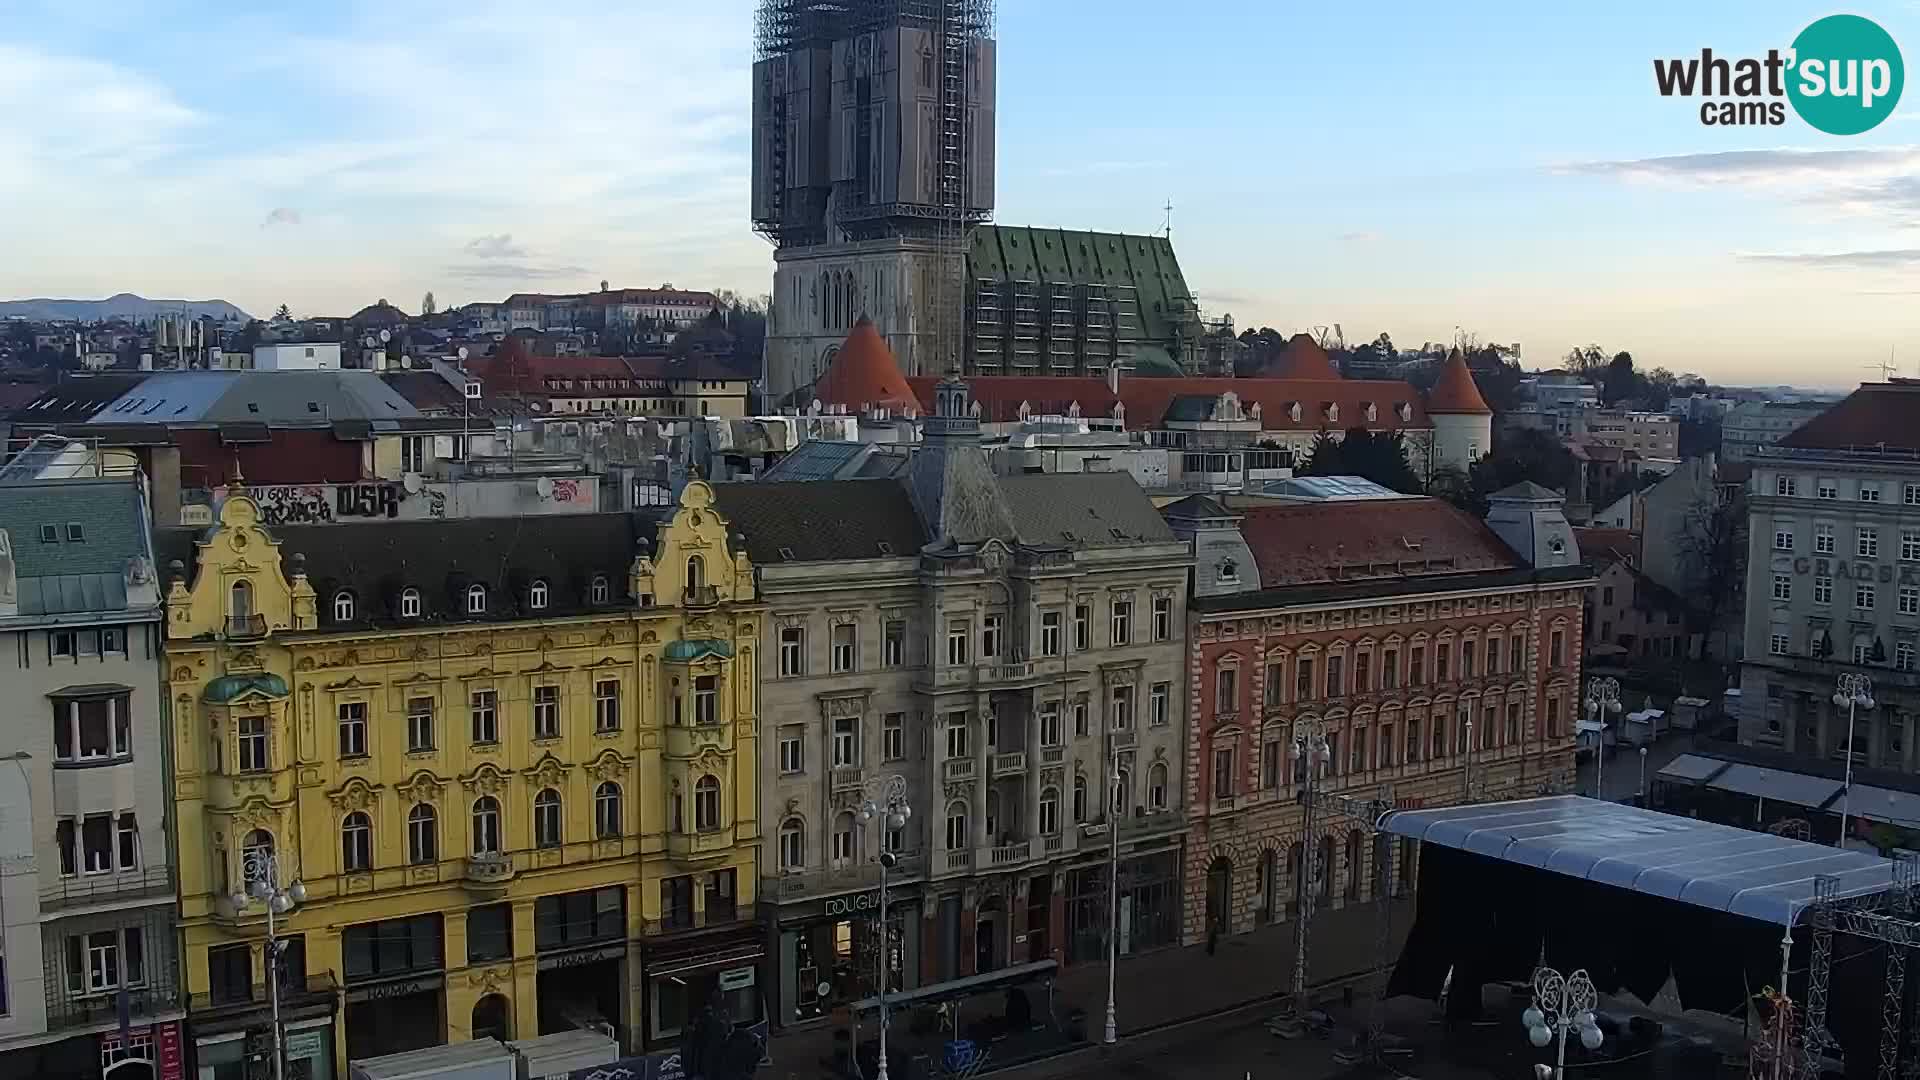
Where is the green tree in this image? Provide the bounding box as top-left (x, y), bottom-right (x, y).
top-left (1441, 427), bottom-right (1577, 517)
top-left (421, 291), bottom-right (437, 316)
top-left (1300, 428), bottom-right (1424, 494)
top-left (1603, 350), bottom-right (1638, 405)
top-left (273, 303), bottom-right (292, 321)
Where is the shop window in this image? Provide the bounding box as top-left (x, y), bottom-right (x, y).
top-left (467, 904), bottom-right (513, 964)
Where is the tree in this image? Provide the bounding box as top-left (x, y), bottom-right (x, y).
top-left (421, 291), bottom-right (436, 316)
top-left (272, 303), bottom-right (292, 322)
top-left (1673, 484), bottom-right (1747, 658)
top-left (1300, 428), bottom-right (1424, 494)
top-left (1603, 350), bottom-right (1637, 405)
top-left (1440, 426), bottom-right (1576, 517)
top-left (1564, 344), bottom-right (1608, 378)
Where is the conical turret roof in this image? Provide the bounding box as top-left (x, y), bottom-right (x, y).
top-left (817, 318), bottom-right (916, 413)
top-left (1268, 333), bottom-right (1340, 380)
top-left (1427, 348), bottom-right (1492, 415)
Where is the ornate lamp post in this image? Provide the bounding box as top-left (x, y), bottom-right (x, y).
top-left (1103, 745), bottom-right (1126, 1045)
top-left (230, 849), bottom-right (306, 1080)
top-left (1833, 673), bottom-right (1875, 848)
top-left (857, 775), bottom-right (912, 1080)
top-left (1521, 966), bottom-right (1603, 1079)
top-left (1581, 677), bottom-right (1622, 799)
top-left (1289, 719), bottom-right (1333, 1007)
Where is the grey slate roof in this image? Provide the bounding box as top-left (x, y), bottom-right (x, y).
top-left (997, 472), bottom-right (1176, 549)
top-left (710, 479), bottom-right (926, 564)
top-left (758, 440), bottom-right (871, 481)
top-left (1488, 480), bottom-right (1563, 502)
top-left (90, 371), bottom-right (421, 426)
top-left (0, 476), bottom-right (150, 616)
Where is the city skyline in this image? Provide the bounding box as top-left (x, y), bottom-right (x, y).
top-left (4, 1), bottom-right (1919, 386)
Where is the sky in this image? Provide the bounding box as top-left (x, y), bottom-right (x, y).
top-left (4, 2), bottom-right (1920, 386)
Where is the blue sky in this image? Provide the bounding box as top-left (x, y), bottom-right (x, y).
top-left (4, 1), bottom-right (1919, 385)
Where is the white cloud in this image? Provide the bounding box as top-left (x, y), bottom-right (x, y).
top-left (464, 235), bottom-right (527, 260)
top-left (1558, 147), bottom-right (1920, 188)
top-left (261, 208), bottom-right (302, 228)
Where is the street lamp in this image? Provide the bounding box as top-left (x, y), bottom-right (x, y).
top-left (1521, 966), bottom-right (1602, 1079)
top-left (1103, 745), bottom-right (1125, 1045)
top-left (856, 775), bottom-right (911, 1080)
top-left (1289, 720), bottom-right (1333, 1011)
top-left (1581, 677), bottom-right (1622, 799)
top-left (1637, 745), bottom-right (1648, 804)
top-left (230, 849), bottom-right (306, 1080)
top-left (1833, 673), bottom-right (1875, 849)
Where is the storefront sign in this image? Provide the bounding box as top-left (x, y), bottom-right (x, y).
top-left (539, 944), bottom-right (626, 971)
top-left (344, 976), bottom-right (441, 1003)
top-left (156, 1021), bottom-right (185, 1080)
top-left (717, 966), bottom-right (756, 992)
top-left (285, 1031), bottom-right (326, 1061)
top-left (820, 889), bottom-right (892, 919)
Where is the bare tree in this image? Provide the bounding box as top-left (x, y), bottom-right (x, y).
top-left (1673, 485), bottom-right (1748, 660)
top-left (421, 291), bottom-right (437, 316)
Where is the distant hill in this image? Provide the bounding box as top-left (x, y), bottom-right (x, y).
top-left (0, 293), bottom-right (252, 322)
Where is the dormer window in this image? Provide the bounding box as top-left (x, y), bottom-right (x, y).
top-left (399, 588), bottom-right (421, 618)
top-left (466, 584), bottom-right (488, 615)
top-left (1325, 403), bottom-right (1339, 423)
top-left (1288, 402), bottom-right (1302, 423)
top-left (529, 580), bottom-right (549, 611)
top-left (1218, 559), bottom-right (1240, 584)
top-left (590, 576), bottom-right (610, 604)
top-left (1364, 402), bottom-right (1377, 423)
top-left (332, 591), bottom-right (355, 622)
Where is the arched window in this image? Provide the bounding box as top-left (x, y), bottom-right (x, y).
top-left (1039, 786), bottom-right (1060, 834)
top-left (944, 800), bottom-right (969, 849)
top-left (466, 583), bottom-right (487, 615)
top-left (778, 816), bottom-right (805, 870)
top-left (408, 804), bottom-right (437, 865)
top-left (832, 811), bottom-right (856, 867)
top-left (1072, 775), bottom-right (1087, 823)
top-left (590, 576), bottom-right (610, 604)
top-left (332, 590), bottom-right (354, 622)
top-left (472, 994), bottom-right (510, 1043)
top-left (1257, 848), bottom-right (1278, 924)
top-left (685, 555), bottom-right (704, 595)
top-left (472, 796), bottom-right (502, 855)
top-left (341, 812), bottom-right (371, 872)
top-left (240, 828), bottom-right (273, 884)
top-left (528, 580), bottom-right (549, 611)
top-left (594, 781), bottom-right (622, 839)
top-left (1148, 762), bottom-right (1169, 811)
top-left (399, 587), bottom-right (421, 618)
top-left (694, 775), bottom-right (721, 831)
top-left (229, 578), bottom-right (253, 617)
top-left (1346, 830), bottom-right (1364, 900)
top-left (533, 789), bottom-right (562, 848)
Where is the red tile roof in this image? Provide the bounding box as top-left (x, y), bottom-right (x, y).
top-left (818, 319), bottom-right (918, 413)
top-left (1777, 383), bottom-right (1909, 451)
top-left (904, 375), bottom-right (1428, 432)
top-left (1237, 498), bottom-right (1520, 588)
top-left (1426, 349), bottom-right (1492, 415)
top-left (1267, 333), bottom-right (1340, 379)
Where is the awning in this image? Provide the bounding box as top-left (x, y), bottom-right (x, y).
top-left (1379, 795), bottom-right (1895, 926)
top-left (1654, 753), bottom-right (1731, 786)
top-left (849, 959), bottom-right (1058, 1016)
top-left (1844, 784), bottom-right (1920, 830)
top-left (1705, 763), bottom-right (1844, 810)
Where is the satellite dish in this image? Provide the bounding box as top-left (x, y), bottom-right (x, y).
top-left (403, 473), bottom-right (424, 493)
top-left (379, 329), bottom-right (391, 343)
top-left (536, 476), bottom-right (555, 499)
top-left (457, 346), bottom-right (469, 361)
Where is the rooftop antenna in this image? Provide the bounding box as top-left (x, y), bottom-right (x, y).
top-left (1161, 199), bottom-right (1173, 242)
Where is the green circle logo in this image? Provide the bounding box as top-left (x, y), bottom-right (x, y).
top-left (1788, 14), bottom-right (1904, 135)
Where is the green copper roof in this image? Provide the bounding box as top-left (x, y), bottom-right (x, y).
top-left (969, 225), bottom-right (1204, 346)
top-left (203, 672), bottom-right (290, 704)
top-left (663, 638), bottom-right (734, 663)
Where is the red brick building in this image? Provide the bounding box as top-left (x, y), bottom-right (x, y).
top-left (1162, 482), bottom-right (1592, 945)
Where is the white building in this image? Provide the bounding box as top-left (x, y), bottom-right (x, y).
top-left (252, 342), bottom-right (342, 371)
top-left (1722, 400), bottom-right (1832, 462)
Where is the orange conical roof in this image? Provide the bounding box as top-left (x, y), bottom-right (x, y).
top-left (1427, 348), bottom-right (1492, 414)
top-left (1269, 333), bottom-right (1340, 380)
top-left (818, 317), bottom-right (917, 413)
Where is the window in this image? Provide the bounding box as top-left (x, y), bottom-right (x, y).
top-left (395, 696), bottom-right (434, 752)
top-left (1039, 787), bottom-right (1060, 834)
top-left (1149, 762), bottom-right (1169, 810)
top-left (590, 576), bottom-right (610, 604)
top-left (117, 813), bottom-right (138, 871)
top-left (1855, 642), bottom-right (1872, 664)
top-left (1770, 633), bottom-right (1790, 656)
top-left (1816, 576), bottom-right (1834, 605)
top-left (594, 680), bottom-right (620, 731)
top-left (1908, 483), bottom-right (1920, 506)
top-left (1546, 697), bottom-right (1563, 737)
top-left (1458, 642), bottom-right (1473, 682)
top-left (471, 689), bottom-right (499, 743)
top-left (778, 817), bottom-right (804, 870)
top-left (52, 629), bottom-right (75, 658)
top-left (1410, 646), bottom-right (1425, 685)
top-left (685, 555), bottom-right (704, 595)
top-left (528, 580), bottom-right (549, 610)
top-left (944, 711), bottom-right (969, 758)
top-left (777, 726), bottom-right (803, 774)
top-left (981, 614), bottom-right (1003, 660)
top-left (694, 775), bottom-right (722, 831)
top-left (1773, 574), bottom-right (1792, 602)
top-left (1073, 694), bottom-right (1090, 737)
top-left (1073, 603), bottom-right (1091, 651)
top-left (1355, 650), bottom-right (1373, 688)
top-left (779, 626), bottom-right (805, 676)
top-left (1151, 682), bottom-right (1170, 728)
top-left (208, 942), bottom-right (252, 1004)
top-left (1152, 595), bottom-right (1173, 641)
top-left (832, 812), bottom-right (855, 866)
top-left (342, 812), bottom-right (372, 872)
top-left (241, 829), bottom-right (274, 878)
top-left (1903, 587), bottom-right (1920, 616)
top-left (1510, 636), bottom-right (1524, 672)
top-left (1110, 598), bottom-right (1133, 645)
top-left (532, 685), bottom-right (559, 738)
top-left (832, 715), bottom-right (858, 767)
top-left (1858, 585), bottom-right (1877, 611)
top-left (1549, 630), bottom-right (1565, 668)
top-left (944, 801), bottom-right (969, 849)
top-left (1901, 643), bottom-right (1917, 671)
top-left (472, 796), bottom-right (502, 854)
top-left (1216, 666), bottom-right (1238, 713)
top-left (466, 583), bottom-right (488, 614)
top-left (337, 702), bottom-right (367, 758)
top-left (1073, 776), bottom-right (1088, 822)
top-left (1815, 524), bottom-right (1836, 554)
top-left (946, 620), bottom-right (970, 665)
top-left (1213, 747), bottom-right (1236, 798)
top-left (332, 591), bottom-right (355, 622)
top-left (831, 623), bottom-right (856, 673)
top-left (1110, 684), bottom-right (1134, 730)
top-left (693, 675), bottom-right (718, 725)
top-left (400, 587), bottom-right (421, 617)
top-left (69, 928), bottom-right (143, 995)
top-left (1860, 528), bottom-right (1880, 559)
top-left (883, 712), bottom-right (905, 761)
top-left (101, 626), bottom-right (124, 655)
top-left (238, 715), bottom-right (269, 772)
top-left (533, 789), bottom-right (562, 848)
top-left (1862, 484), bottom-right (1883, 503)
top-left (1819, 479), bottom-right (1838, 500)
top-left (1435, 643), bottom-right (1451, 681)
top-left (52, 695), bottom-right (131, 763)
top-left (1296, 657), bottom-right (1316, 701)
top-left (883, 619), bottom-right (906, 666)
top-left (1906, 531), bottom-right (1920, 562)
top-left (408, 804), bottom-right (437, 864)
top-left (1774, 528), bottom-right (1795, 552)
top-left (595, 782), bottom-right (622, 838)
top-left (1326, 654), bottom-right (1344, 698)
top-left (1262, 731), bottom-right (1286, 788)
top-left (343, 914), bottom-right (444, 982)
top-left (1776, 475), bottom-right (1798, 496)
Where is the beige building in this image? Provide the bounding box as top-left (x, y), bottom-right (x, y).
top-left (1571, 409), bottom-right (1678, 459)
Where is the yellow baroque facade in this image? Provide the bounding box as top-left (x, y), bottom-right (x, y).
top-left (161, 481), bottom-right (763, 1078)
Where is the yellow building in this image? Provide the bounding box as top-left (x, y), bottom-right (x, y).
top-left (160, 482), bottom-right (764, 1078)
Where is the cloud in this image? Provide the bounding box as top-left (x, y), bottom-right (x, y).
top-left (1557, 147), bottom-right (1920, 187)
top-left (1037, 160), bottom-right (1168, 178)
top-left (445, 262), bottom-right (590, 282)
top-left (464, 234), bottom-right (527, 259)
top-left (261, 207), bottom-right (301, 228)
top-left (1736, 249), bottom-right (1920, 268)
top-left (1339, 231), bottom-right (1380, 243)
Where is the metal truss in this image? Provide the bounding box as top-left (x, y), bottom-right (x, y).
top-left (1783, 854), bottom-right (1920, 1080)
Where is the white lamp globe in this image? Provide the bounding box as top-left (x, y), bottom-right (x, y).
top-left (888, 810), bottom-right (907, 830)
top-left (1834, 692), bottom-right (1849, 707)
top-left (1521, 1006), bottom-right (1544, 1029)
top-left (288, 881), bottom-right (307, 904)
top-left (1579, 1024), bottom-right (1603, 1050)
top-left (270, 893), bottom-right (293, 914)
top-left (1529, 1023), bottom-right (1553, 1048)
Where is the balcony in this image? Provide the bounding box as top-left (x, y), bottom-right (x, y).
top-left (50, 984), bottom-right (185, 1031)
top-left (1763, 653), bottom-right (1920, 691)
top-left (983, 841), bottom-right (1032, 868)
top-left (666, 828), bottom-right (736, 862)
top-left (762, 853), bottom-right (928, 901)
top-left (461, 853), bottom-right (515, 896)
top-left (915, 657), bottom-right (1070, 693)
top-left (665, 721), bottom-right (733, 760)
top-left (1040, 747), bottom-right (1065, 766)
top-left (685, 584), bottom-right (721, 609)
top-left (830, 766), bottom-right (865, 792)
top-left (39, 867), bottom-right (172, 913)
top-left (942, 758), bottom-right (976, 782)
top-left (990, 751), bottom-right (1027, 776)
top-left (1110, 729), bottom-right (1137, 750)
top-left (942, 849), bottom-right (974, 873)
top-left (224, 614), bottom-right (268, 639)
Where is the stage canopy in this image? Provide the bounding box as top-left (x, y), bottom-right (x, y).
top-left (1379, 795), bottom-right (1894, 926)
